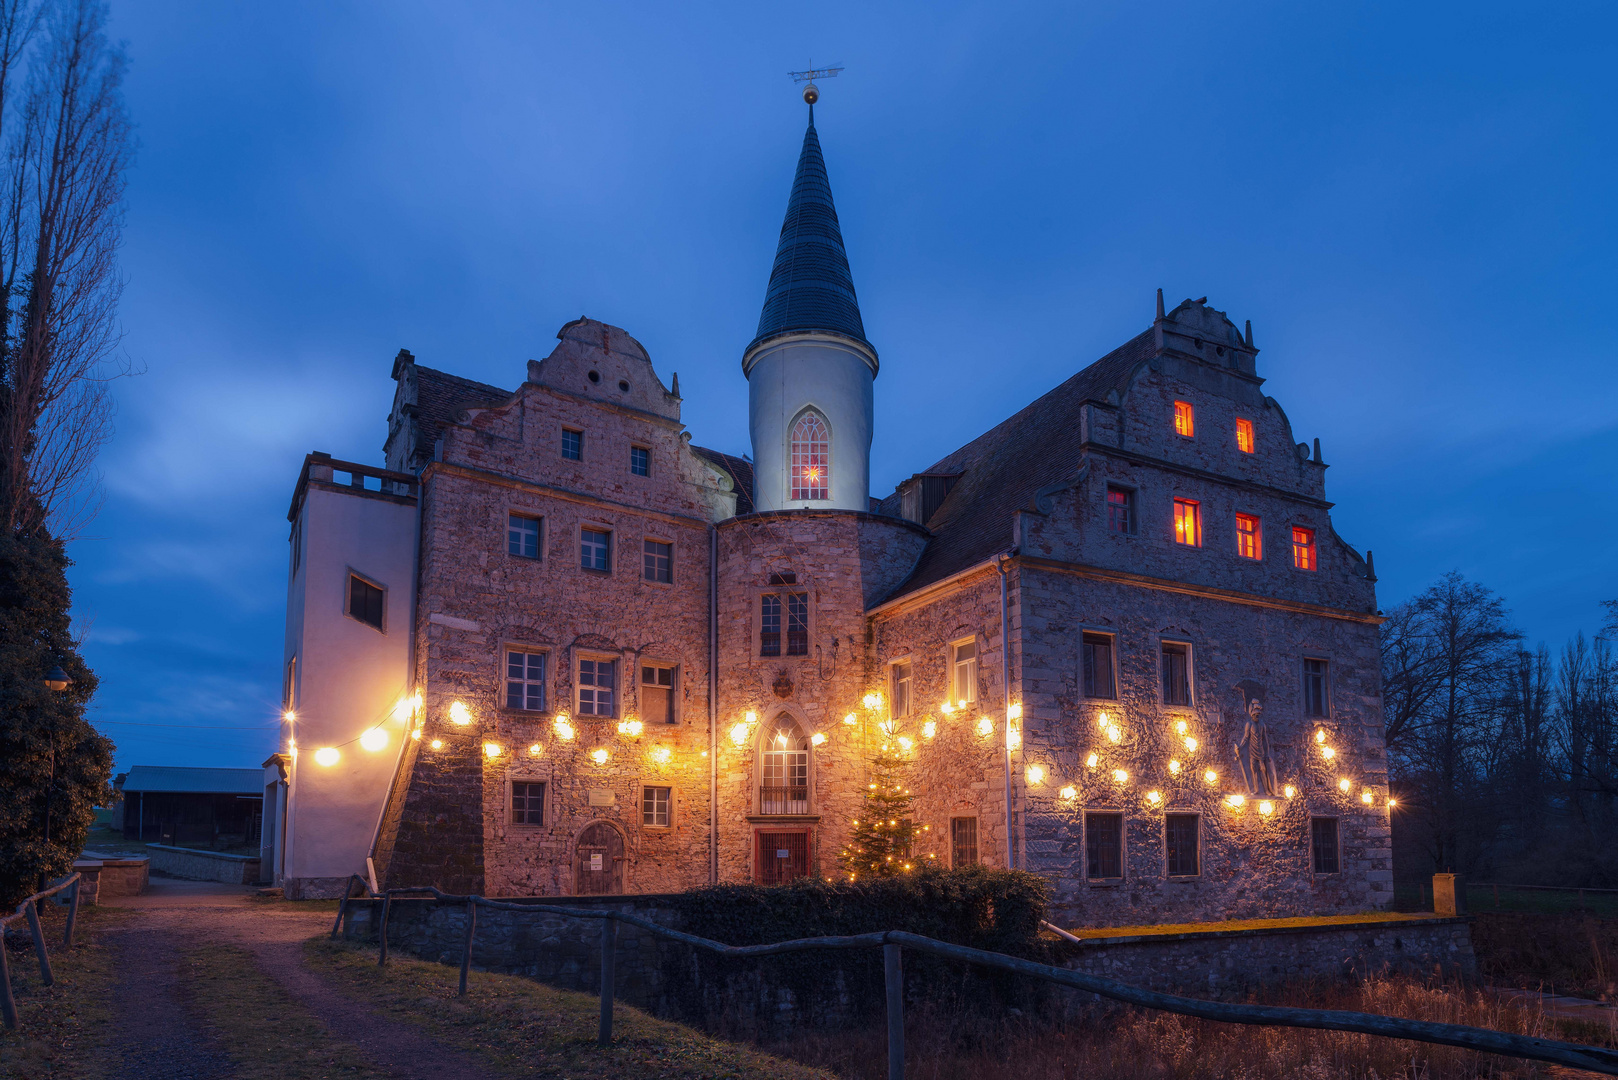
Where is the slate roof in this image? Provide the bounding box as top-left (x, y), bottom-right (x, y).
top-left (118, 766), bottom-right (263, 795)
top-left (413, 365), bottom-right (511, 448)
top-left (750, 108), bottom-right (870, 354)
top-left (880, 328), bottom-right (1159, 601)
top-left (692, 446), bottom-right (755, 515)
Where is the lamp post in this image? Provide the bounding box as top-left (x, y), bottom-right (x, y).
top-left (38, 664), bottom-right (73, 902)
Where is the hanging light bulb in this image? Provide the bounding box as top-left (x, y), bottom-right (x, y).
top-left (483, 742), bottom-right (503, 759)
top-left (1204, 769), bottom-right (1217, 784)
top-left (1338, 778), bottom-right (1351, 793)
top-left (1168, 759), bottom-right (1182, 775)
top-left (811, 732), bottom-right (827, 746)
top-left (1259, 800), bottom-right (1274, 816)
top-left (449, 701), bottom-right (472, 726)
top-left (1283, 784), bottom-right (1296, 798)
top-left (651, 745), bottom-right (672, 764)
top-left (922, 720), bottom-right (937, 739)
top-left (617, 719), bottom-right (643, 737)
top-left (429, 738), bottom-right (444, 751)
top-left (976, 716), bottom-right (993, 736)
top-left (1059, 785), bottom-right (1077, 799)
top-left (360, 727), bottom-right (388, 752)
top-left (1184, 736), bottom-right (1198, 753)
top-left (313, 747), bottom-right (339, 767)
top-left (1174, 720), bottom-right (1188, 735)
top-left (591, 748), bottom-right (609, 765)
top-left (554, 716), bottom-right (575, 741)
top-left (1026, 764), bottom-right (1045, 784)
top-left (1321, 746), bottom-right (1336, 760)
top-left (729, 722), bottom-right (749, 745)
top-left (843, 713), bottom-right (857, 726)
top-left (1361, 789), bottom-right (1374, 804)
top-left (1086, 753), bottom-right (1099, 769)
top-left (1007, 703), bottom-right (1023, 720)
top-left (1227, 794), bottom-right (1245, 809)
top-left (897, 735), bottom-right (915, 751)
top-left (863, 693), bottom-right (883, 710)
top-left (1112, 769), bottom-right (1128, 783)
top-left (1315, 729), bottom-right (1327, 744)
top-left (1146, 790), bottom-right (1162, 805)
top-left (528, 743), bottom-right (543, 756)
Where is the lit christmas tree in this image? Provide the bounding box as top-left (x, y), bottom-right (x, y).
top-left (839, 742), bottom-right (922, 879)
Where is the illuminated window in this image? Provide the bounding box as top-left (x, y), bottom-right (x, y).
top-left (760, 719), bottom-right (810, 815)
top-left (790, 411), bottom-right (830, 500)
top-left (1106, 485), bottom-right (1135, 534)
top-left (508, 513), bottom-right (541, 559)
top-left (1085, 812), bottom-right (1123, 879)
top-left (578, 658), bottom-right (616, 717)
top-left (1235, 513), bottom-right (1262, 560)
top-left (505, 649), bottom-right (546, 711)
top-left (1082, 632), bottom-right (1115, 699)
top-left (1161, 642), bottom-right (1191, 706)
top-left (891, 662), bottom-right (912, 717)
top-left (1236, 418), bottom-right (1255, 453)
top-left (1173, 499), bottom-right (1201, 546)
top-left (1166, 813), bottom-right (1199, 877)
top-left (1303, 658), bottom-right (1329, 718)
top-left (1311, 817), bottom-right (1340, 874)
top-left (953, 640), bottom-right (978, 703)
top-left (562, 429), bottom-right (582, 460)
top-left (1292, 527), bottom-right (1317, 571)
top-left (1173, 400), bottom-right (1194, 437)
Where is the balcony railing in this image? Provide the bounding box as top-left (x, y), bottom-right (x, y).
top-left (758, 786), bottom-right (809, 815)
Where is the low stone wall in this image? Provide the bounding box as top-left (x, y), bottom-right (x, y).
top-left (147, 845), bottom-right (259, 885)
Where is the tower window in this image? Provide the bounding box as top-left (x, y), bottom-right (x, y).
top-left (642, 664), bottom-right (676, 724)
top-left (1173, 499), bottom-right (1201, 546)
top-left (1235, 513), bottom-right (1262, 560)
top-left (790, 411), bottom-right (830, 501)
top-left (630, 446), bottom-right (650, 476)
top-left (951, 816), bottom-right (979, 867)
top-left (1082, 632), bottom-right (1116, 699)
top-left (1292, 527), bottom-right (1317, 571)
top-left (952, 640), bottom-right (978, 704)
top-left (1173, 401), bottom-right (1195, 438)
top-left (1106, 485), bottom-right (1135, 534)
top-left (1236, 418), bottom-right (1255, 453)
top-left (761, 595), bottom-right (782, 657)
top-left (562, 429), bottom-right (583, 461)
top-left (511, 781), bottom-right (546, 826)
top-left (347, 574), bottom-right (384, 630)
top-left (642, 785), bottom-right (672, 827)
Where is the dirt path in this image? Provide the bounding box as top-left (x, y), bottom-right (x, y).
top-left (100, 879), bottom-right (492, 1080)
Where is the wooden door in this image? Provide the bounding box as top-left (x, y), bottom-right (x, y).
top-left (756, 830), bottom-right (810, 885)
top-left (575, 822), bottom-right (625, 895)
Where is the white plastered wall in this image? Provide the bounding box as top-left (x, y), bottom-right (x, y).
top-left (746, 335), bottom-right (875, 513)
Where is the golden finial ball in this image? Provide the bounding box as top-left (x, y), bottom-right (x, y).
top-left (802, 83), bottom-right (819, 105)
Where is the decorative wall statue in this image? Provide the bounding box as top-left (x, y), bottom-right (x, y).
top-left (1232, 679), bottom-right (1280, 797)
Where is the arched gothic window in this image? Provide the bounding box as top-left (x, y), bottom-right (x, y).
top-left (759, 716), bottom-right (810, 814)
top-left (790, 411), bottom-right (829, 501)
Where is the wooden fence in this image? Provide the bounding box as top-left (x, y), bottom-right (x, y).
top-left (0, 873), bottom-right (83, 1030)
top-left (332, 877), bottom-right (1618, 1078)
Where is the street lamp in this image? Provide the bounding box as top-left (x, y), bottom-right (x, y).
top-left (44, 665), bottom-right (71, 692)
top-left (37, 663), bottom-right (73, 902)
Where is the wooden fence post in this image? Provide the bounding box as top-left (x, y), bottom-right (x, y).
top-left (0, 925), bottom-right (17, 1030)
top-left (378, 895), bottom-right (392, 967)
top-left (459, 898), bottom-right (478, 996)
top-left (24, 903), bottom-right (52, 987)
top-left (884, 941), bottom-right (905, 1080)
top-left (331, 892), bottom-right (350, 940)
top-left (598, 917), bottom-right (617, 1047)
top-left (64, 878), bottom-right (80, 948)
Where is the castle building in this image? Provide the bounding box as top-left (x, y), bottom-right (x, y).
top-left (268, 104), bottom-right (1392, 923)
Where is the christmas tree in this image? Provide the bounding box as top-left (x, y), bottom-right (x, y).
top-left (838, 742), bottom-right (921, 879)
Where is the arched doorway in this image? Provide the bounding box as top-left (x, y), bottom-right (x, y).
top-left (575, 822), bottom-right (625, 895)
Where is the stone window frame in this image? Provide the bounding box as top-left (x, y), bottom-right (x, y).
top-left (561, 426), bottom-right (584, 461)
top-left (1158, 638), bottom-right (1195, 708)
top-left (344, 567), bottom-right (388, 634)
top-left (507, 509), bottom-right (544, 561)
top-left (1301, 654), bottom-right (1332, 719)
top-left (1083, 808), bottom-right (1127, 885)
top-left (1310, 815), bottom-right (1342, 875)
top-left (889, 656), bottom-right (913, 718)
top-left (638, 781), bottom-right (677, 831)
top-left (499, 640), bottom-right (552, 715)
top-left (575, 647), bottom-right (623, 719)
top-left (1079, 627), bottom-right (1118, 701)
top-left (1163, 810), bottom-right (1202, 879)
top-left (629, 444), bottom-right (651, 477)
top-left (578, 519), bottom-right (615, 575)
top-left (949, 814), bottom-right (979, 868)
top-left (753, 704), bottom-right (816, 817)
top-left (1105, 482), bottom-right (1138, 536)
top-left (638, 657), bottom-right (679, 726)
top-left (1172, 496), bottom-right (1203, 548)
top-left (751, 824), bottom-right (814, 885)
top-left (755, 587), bottom-right (815, 660)
top-left (641, 533), bottom-right (675, 587)
top-left (947, 634), bottom-right (980, 706)
top-left (506, 772), bottom-right (553, 831)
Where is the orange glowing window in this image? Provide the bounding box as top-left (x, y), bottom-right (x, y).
top-left (1292, 527), bottom-right (1317, 571)
top-left (1235, 419), bottom-right (1255, 453)
top-left (790, 411), bottom-right (830, 501)
top-left (1173, 401), bottom-right (1195, 438)
top-left (1235, 513), bottom-right (1262, 560)
top-left (1173, 499), bottom-right (1201, 546)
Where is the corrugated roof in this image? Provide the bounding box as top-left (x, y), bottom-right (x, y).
top-left (118, 766), bottom-right (264, 795)
top-left (750, 108), bottom-right (870, 354)
top-left (692, 446), bottom-right (755, 515)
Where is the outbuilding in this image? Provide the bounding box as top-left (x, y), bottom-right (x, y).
top-left (113, 766), bottom-right (264, 848)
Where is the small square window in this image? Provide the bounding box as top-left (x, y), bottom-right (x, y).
top-left (511, 781), bottom-right (546, 826)
top-left (581, 528), bottom-right (611, 572)
top-left (1082, 632), bottom-right (1116, 699)
top-left (1173, 499), bottom-right (1201, 546)
top-left (505, 649), bottom-right (546, 711)
top-left (642, 785), bottom-right (671, 827)
top-left (953, 640), bottom-right (978, 704)
top-left (786, 593), bottom-right (809, 657)
top-left (1085, 812), bottom-right (1123, 879)
top-left (1303, 658), bottom-right (1329, 718)
top-left (348, 574), bottom-right (384, 630)
top-left (891, 662), bottom-right (912, 718)
top-left (1292, 527), bottom-right (1317, 571)
top-left (951, 816), bottom-right (979, 867)
top-left (1166, 813), bottom-right (1199, 876)
top-left (1106, 485), bottom-right (1135, 534)
top-left (643, 539), bottom-right (672, 584)
top-left (1236, 418), bottom-right (1255, 453)
top-left (1311, 817), bottom-right (1340, 874)
top-left (508, 514), bottom-right (541, 559)
top-left (630, 446), bottom-right (650, 476)
top-left (642, 664), bottom-right (676, 725)
top-left (1235, 513), bottom-right (1262, 560)
top-left (579, 658), bottom-right (616, 717)
top-left (562, 429), bottom-right (583, 460)
top-left (1161, 642), bottom-right (1191, 706)
top-left (1173, 400), bottom-right (1195, 438)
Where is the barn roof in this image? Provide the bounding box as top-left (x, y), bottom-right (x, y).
top-left (118, 766), bottom-right (263, 796)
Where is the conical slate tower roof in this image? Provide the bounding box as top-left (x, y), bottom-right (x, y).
top-left (750, 107), bottom-right (871, 354)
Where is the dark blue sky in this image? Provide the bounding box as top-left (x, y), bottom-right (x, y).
top-left (80, 1), bottom-right (1616, 770)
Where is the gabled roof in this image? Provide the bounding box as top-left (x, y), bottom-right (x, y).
top-left (749, 108), bottom-right (870, 355)
top-left (412, 365), bottom-right (511, 448)
top-left (692, 446), bottom-right (755, 515)
top-left (881, 328), bottom-right (1158, 599)
top-left (117, 766), bottom-right (263, 796)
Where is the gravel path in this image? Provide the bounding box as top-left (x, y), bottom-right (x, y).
top-left (100, 879), bottom-right (491, 1080)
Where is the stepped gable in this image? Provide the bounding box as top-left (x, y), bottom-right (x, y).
top-left (885, 328), bottom-right (1158, 599)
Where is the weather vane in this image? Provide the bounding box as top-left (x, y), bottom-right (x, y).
top-left (788, 63), bottom-right (843, 105)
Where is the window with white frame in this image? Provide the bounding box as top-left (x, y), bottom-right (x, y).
top-left (952, 640), bottom-right (978, 704)
top-left (630, 445), bottom-right (650, 477)
top-left (891, 661), bottom-right (912, 718)
top-left (643, 539), bottom-right (672, 584)
top-left (760, 717), bottom-right (810, 815)
top-left (578, 657), bottom-right (617, 717)
top-left (505, 649), bottom-right (546, 711)
top-left (508, 514), bottom-right (541, 559)
top-left (581, 528), bottom-right (611, 572)
top-left (789, 411), bottom-right (830, 500)
top-left (642, 785), bottom-right (671, 827)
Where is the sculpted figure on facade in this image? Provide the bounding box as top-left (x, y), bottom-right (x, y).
top-left (1233, 680), bottom-right (1280, 798)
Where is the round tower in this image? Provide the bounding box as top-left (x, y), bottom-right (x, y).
top-left (744, 105), bottom-right (877, 513)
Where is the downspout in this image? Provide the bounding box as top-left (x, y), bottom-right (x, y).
top-left (998, 553), bottom-right (1016, 870)
top-left (709, 525), bottom-right (719, 885)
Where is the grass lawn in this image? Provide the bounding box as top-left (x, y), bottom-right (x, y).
top-left (0, 905), bottom-right (130, 1079)
top-left (304, 937), bottom-right (837, 1079)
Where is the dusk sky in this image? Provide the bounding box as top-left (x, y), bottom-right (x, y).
top-left (82, 2), bottom-right (1616, 771)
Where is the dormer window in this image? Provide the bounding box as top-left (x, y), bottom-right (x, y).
top-left (1236, 419), bottom-right (1255, 453)
top-left (790, 411), bottom-right (829, 501)
top-left (1173, 401), bottom-right (1195, 438)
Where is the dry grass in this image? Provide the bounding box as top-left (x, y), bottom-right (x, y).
top-left (755, 975), bottom-right (1618, 1080)
top-left (1473, 912), bottom-right (1618, 1000)
top-left (0, 904), bottom-right (130, 1079)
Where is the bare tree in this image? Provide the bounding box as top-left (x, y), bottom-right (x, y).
top-left (0, 0), bottom-right (131, 540)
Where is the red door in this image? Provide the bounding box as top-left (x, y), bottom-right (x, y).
top-left (756, 830), bottom-right (810, 884)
